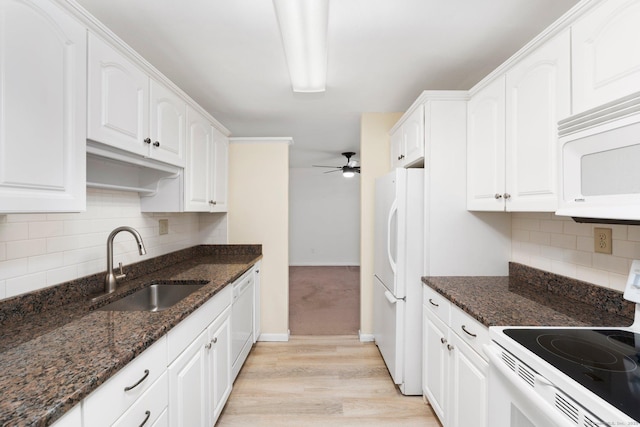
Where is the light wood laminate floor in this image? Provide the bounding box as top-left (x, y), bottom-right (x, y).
top-left (217, 335), bottom-right (442, 426)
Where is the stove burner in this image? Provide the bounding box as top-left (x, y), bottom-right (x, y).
top-left (536, 334), bottom-right (637, 373)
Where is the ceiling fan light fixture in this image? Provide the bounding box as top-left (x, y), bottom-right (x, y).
top-left (273, 0), bottom-right (329, 92)
top-left (342, 167), bottom-right (355, 178)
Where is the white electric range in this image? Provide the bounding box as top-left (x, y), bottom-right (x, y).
top-left (486, 261), bottom-right (640, 427)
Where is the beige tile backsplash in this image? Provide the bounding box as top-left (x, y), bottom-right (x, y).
top-left (512, 212), bottom-right (640, 292)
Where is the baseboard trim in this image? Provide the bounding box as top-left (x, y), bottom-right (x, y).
top-left (358, 331), bottom-right (375, 342)
top-left (257, 331), bottom-right (290, 342)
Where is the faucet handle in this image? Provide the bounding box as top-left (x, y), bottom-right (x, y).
top-left (116, 262), bottom-right (126, 280)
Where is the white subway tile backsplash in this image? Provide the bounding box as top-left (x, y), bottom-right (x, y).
top-left (28, 221), bottom-right (64, 239)
top-left (550, 233), bottom-right (577, 250)
top-left (6, 273), bottom-right (47, 298)
top-left (0, 189), bottom-right (227, 300)
top-left (0, 259), bottom-right (28, 280)
top-left (6, 239), bottom-right (47, 260)
top-left (512, 213), bottom-right (640, 290)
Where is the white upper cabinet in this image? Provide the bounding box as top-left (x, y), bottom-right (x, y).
top-left (210, 128), bottom-right (229, 212)
top-left (467, 77), bottom-right (506, 211)
top-left (0, 0), bottom-right (86, 213)
top-left (572, 0), bottom-right (640, 114)
top-left (467, 30), bottom-right (570, 212)
top-left (88, 32), bottom-right (149, 157)
top-left (88, 33), bottom-right (186, 167)
top-left (505, 29), bottom-right (570, 211)
top-left (185, 106), bottom-right (213, 212)
top-left (390, 104), bottom-right (425, 169)
top-left (149, 79), bottom-right (187, 167)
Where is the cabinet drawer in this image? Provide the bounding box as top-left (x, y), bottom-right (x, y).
top-left (450, 304), bottom-right (489, 361)
top-left (168, 284), bottom-right (232, 362)
top-left (423, 285), bottom-right (450, 324)
top-left (83, 336), bottom-right (167, 427)
top-left (112, 373), bottom-right (168, 427)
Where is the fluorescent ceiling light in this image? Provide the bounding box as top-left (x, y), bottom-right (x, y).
top-left (273, 0), bottom-right (329, 92)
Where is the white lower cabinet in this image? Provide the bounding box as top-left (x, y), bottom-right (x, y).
top-left (208, 308), bottom-right (233, 421)
top-left (51, 404), bottom-right (82, 427)
top-left (83, 336), bottom-right (168, 427)
top-left (422, 285), bottom-right (488, 427)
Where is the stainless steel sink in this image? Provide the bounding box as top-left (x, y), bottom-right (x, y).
top-left (98, 283), bottom-right (206, 312)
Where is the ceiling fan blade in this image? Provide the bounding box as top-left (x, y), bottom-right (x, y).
top-left (312, 165), bottom-right (341, 169)
top-left (323, 169), bottom-right (341, 174)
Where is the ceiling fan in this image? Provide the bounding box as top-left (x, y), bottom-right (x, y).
top-left (313, 152), bottom-right (361, 178)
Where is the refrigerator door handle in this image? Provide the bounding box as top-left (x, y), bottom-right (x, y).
top-left (387, 200), bottom-right (398, 274)
top-left (384, 290), bottom-right (397, 304)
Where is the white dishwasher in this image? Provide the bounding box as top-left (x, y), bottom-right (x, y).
top-left (231, 271), bottom-right (254, 381)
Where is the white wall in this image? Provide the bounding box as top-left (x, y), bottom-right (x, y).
top-left (289, 167), bottom-right (360, 266)
top-left (0, 188), bottom-right (227, 301)
top-left (512, 212), bottom-right (640, 293)
top-left (228, 138), bottom-right (290, 340)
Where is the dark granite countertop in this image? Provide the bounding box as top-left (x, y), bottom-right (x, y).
top-left (422, 262), bottom-right (634, 328)
top-left (0, 245), bottom-right (262, 427)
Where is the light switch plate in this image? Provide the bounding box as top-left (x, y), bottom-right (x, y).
top-left (159, 219), bottom-right (169, 235)
top-left (594, 227), bottom-right (612, 254)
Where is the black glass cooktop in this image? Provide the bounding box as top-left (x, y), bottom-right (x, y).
top-left (504, 328), bottom-right (640, 422)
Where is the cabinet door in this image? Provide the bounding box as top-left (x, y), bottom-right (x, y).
top-left (184, 106), bottom-right (213, 211)
top-left (449, 333), bottom-right (488, 427)
top-left (210, 127), bottom-right (229, 212)
top-left (467, 77), bottom-right (506, 211)
top-left (149, 79), bottom-right (186, 167)
top-left (168, 331), bottom-right (209, 427)
top-left (208, 310), bottom-right (232, 424)
top-left (505, 30), bottom-right (570, 212)
top-left (0, 0), bottom-right (86, 213)
top-left (402, 104), bottom-right (425, 167)
top-left (390, 127), bottom-right (404, 169)
top-left (88, 32), bottom-right (148, 156)
top-left (50, 404), bottom-right (81, 427)
top-left (423, 309), bottom-right (449, 425)
top-left (572, 0), bottom-right (640, 114)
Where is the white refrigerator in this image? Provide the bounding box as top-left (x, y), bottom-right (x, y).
top-left (373, 168), bottom-right (424, 395)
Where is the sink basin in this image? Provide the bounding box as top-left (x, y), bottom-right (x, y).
top-left (98, 283), bottom-right (206, 312)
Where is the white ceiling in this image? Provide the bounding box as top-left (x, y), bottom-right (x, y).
top-left (75, 0), bottom-right (579, 168)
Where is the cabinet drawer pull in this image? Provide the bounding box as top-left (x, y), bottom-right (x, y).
top-left (139, 410), bottom-right (151, 427)
top-left (124, 369), bottom-right (149, 392)
top-left (461, 325), bottom-right (477, 337)
top-left (428, 298), bottom-right (439, 307)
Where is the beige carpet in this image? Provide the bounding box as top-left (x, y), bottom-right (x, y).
top-left (289, 266), bottom-right (360, 335)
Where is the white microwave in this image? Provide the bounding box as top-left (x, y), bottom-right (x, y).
top-left (557, 91), bottom-right (640, 222)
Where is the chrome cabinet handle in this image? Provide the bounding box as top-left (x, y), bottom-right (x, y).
top-left (428, 298), bottom-right (439, 307)
top-left (212, 337), bottom-right (218, 344)
top-left (461, 325), bottom-right (477, 337)
top-left (205, 342), bottom-right (212, 350)
top-left (124, 369), bottom-right (149, 392)
top-left (440, 337), bottom-right (447, 344)
top-left (144, 138), bottom-right (151, 144)
top-left (153, 141), bottom-right (160, 147)
top-left (494, 193), bottom-right (503, 199)
top-left (138, 410), bottom-right (151, 427)
top-left (447, 344), bottom-right (454, 351)
top-left (504, 193), bottom-right (511, 200)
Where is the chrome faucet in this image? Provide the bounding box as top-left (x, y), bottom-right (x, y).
top-left (104, 226), bottom-right (147, 294)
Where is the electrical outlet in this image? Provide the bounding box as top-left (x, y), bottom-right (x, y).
top-left (594, 227), bottom-right (612, 254)
top-left (159, 219), bottom-right (169, 235)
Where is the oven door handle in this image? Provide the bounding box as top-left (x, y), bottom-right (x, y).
top-left (484, 344), bottom-right (577, 427)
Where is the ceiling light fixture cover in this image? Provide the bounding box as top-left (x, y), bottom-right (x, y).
top-left (342, 167), bottom-right (355, 178)
top-left (273, 0), bottom-right (329, 92)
